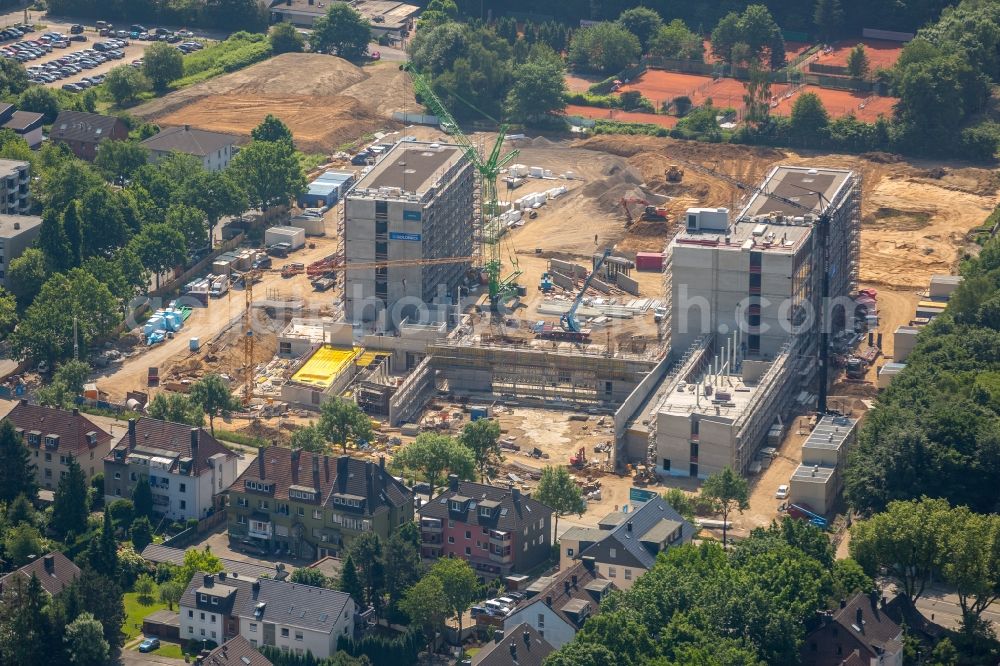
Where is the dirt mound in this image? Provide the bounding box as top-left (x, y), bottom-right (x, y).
top-left (132, 55), bottom-right (415, 153)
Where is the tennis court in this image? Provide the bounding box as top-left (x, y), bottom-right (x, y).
top-left (771, 84), bottom-right (898, 122)
top-left (702, 39), bottom-right (813, 65)
top-left (814, 39), bottom-right (905, 70)
top-left (564, 104), bottom-right (678, 128)
top-left (619, 70), bottom-right (794, 110)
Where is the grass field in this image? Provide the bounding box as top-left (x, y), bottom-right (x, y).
top-left (123, 591), bottom-right (167, 641)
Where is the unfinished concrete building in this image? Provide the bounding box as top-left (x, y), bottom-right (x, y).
top-left (342, 140), bottom-right (474, 331)
top-left (619, 165), bottom-right (860, 477)
top-left (790, 414), bottom-right (858, 514)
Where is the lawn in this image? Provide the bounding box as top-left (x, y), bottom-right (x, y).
top-left (153, 642), bottom-right (186, 659)
top-left (122, 591), bottom-right (167, 641)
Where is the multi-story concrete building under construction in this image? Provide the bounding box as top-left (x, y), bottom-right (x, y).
top-left (637, 165), bottom-right (860, 480)
top-left (342, 140), bottom-right (474, 331)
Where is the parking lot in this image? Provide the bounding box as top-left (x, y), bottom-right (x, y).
top-left (0, 14), bottom-right (205, 91)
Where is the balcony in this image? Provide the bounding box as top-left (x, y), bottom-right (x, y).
top-left (421, 518), bottom-right (443, 533)
top-left (489, 550), bottom-right (512, 564)
top-left (488, 530), bottom-right (510, 544)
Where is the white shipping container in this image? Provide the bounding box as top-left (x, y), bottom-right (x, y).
top-left (264, 225), bottom-right (306, 250)
top-left (529, 166), bottom-right (544, 177)
top-left (509, 164), bottom-right (529, 177)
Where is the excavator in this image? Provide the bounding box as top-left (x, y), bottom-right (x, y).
top-left (620, 197), bottom-right (669, 227)
top-left (666, 164), bottom-right (684, 182)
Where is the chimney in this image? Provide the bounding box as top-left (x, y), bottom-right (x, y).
top-left (840, 598), bottom-right (847, 609)
top-left (72, 408), bottom-right (79, 416)
top-left (855, 607), bottom-right (863, 628)
top-left (493, 630), bottom-right (504, 644)
top-left (523, 630), bottom-right (530, 647)
top-left (128, 418), bottom-right (136, 449)
top-left (313, 455), bottom-right (320, 489)
top-left (324, 455), bottom-right (330, 483)
top-left (252, 580), bottom-right (261, 594)
top-left (448, 474), bottom-right (459, 491)
top-left (545, 595), bottom-right (552, 607)
top-left (183, 124), bottom-right (190, 131)
top-left (563, 581), bottom-right (570, 594)
top-left (19, 398), bottom-right (27, 406)
top-left (508, 643), bottom-right (517, 660)
top-left (219, 572), bottom-right (226, 581)
top-left (571, 575), bottom-right (577, 587)
top-left (627, 521), bottom-right (633, 533)
top-left (258, 446), bottom-right (266, 479)
top-left (203, 574), bottom-right (214, 588)
top-left (291, 449), bottom-right (301, 484)
top-left (337, 455), bottom-right (349, 481)
top-left (582, 556), bottom-right (595, 572)
top-left (379, 455), bottom-right (385, 472)
top-left (511, 486), bottom-right (520, 501)
top-left (43, 554), bottom-right (54, 573)
top-left (869, 589), bottom-right (879, 609)
top-left (190, 428), bottom-right (199, 455)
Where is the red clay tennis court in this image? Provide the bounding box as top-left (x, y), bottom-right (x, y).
top-left (565, 74), bottom-right (602, 93)
top-left (564, 104), bottom-right (679, 128)
top-left (702, 39), bottom-right (813, 65)
top-left (814, 39), bottom-right (905, 69)
top-left (619, 70), bottom-right (793, 109)
top-left (771, 84), bottom-right (898, 122)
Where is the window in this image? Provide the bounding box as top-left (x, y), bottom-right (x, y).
top-left (690, 442), bottom-right (699, 459)
top-left (130, 472), bottom-right (136, 481)
top-left (448, 536), bottom-right (454, 544)
top-left (250, 640), bottom-right (257, 648)
top-left (567, 548), bottom-right (574, 557)
top-left (537, 613), bottom-right (544, 628)
top-left (179, 483), bottom-right (186, 492)
top-left (211, 598), bottom-right (218, 606)
top-left (200, 612), bottom-right (205, 620)
top-left (114, 489), bottom-right (121, 496)
top-left (114, 472), bottom-right (121, 480)
top-left (295, 631), bottom-right (303, 641)
top-left (313, 510), bottom-right (322, 520)
top-left (281, 628), bottom-right (289, 638)
top-left (199, 594), bottom-right (208, 604)
top-left (297, 507), bottom-right (304, 516)
top-left (624, 569), bottom-right (632, 580)
top-left (465, 547), bottom-right (471, 555)
top-left (179, 500), bottom-right (186, 510)
top-left (188, 610), bottom-right (193, 618)
top-left (465, 530), bottom-right (471, 539)
top-left (238, 514), bottom-right (247, 524)
top-left (610, 548), bottom-right (616, 559)
top-left (250, 623), bottom-right (257, 633)
top-left (608, 567), bottom-right (617, 578)
top-left (188, 627), bottom-right (193, 634)
top-left (44, 469), bottom-right (51, 478)
top-left (448, 520), bottom-right (454, 528)
top-left (479, 507), bottom-right (492, 518)
top-left (44, 452), bottom-right (51, 462)
top-left (200, 629), bottom-right (205, 637)
top-left (663, 458), bottom-right (671, 472)
top-left (238, 498), bottom-right (249, 507)
top-left (211, 631), bottom-right (216, 639)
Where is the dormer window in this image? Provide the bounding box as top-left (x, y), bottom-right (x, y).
top-left (27, 432), bottom-right (40, 446)
top-left (450, 500), bottom-right (464, 512)
top-left (479, 506), bottom-right (493, 518)
top-left (245, 480), bottom-right (273, 493)
top-left (86, 432), bottom-right (98, 446)
top-left (45, 435), bottom-right (59, 449)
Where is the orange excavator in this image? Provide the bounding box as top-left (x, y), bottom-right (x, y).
top-left (620, 197), bottom-right (668, 227)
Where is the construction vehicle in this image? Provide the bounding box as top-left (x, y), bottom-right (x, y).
top-left (633, 464), bottom-right (657, 486)
top-left (307, 253), bottom-right (339, 277)
top-left (620, 197), bottom-right (668, 226)
top-left (666, 165), bottom-right (684, 182)
top-left (311, 276), bottom-right (336, 292)
top-left (846, 343), bottom-right (881, 379)
top-left (539, 272), bottom-right (554, 293)
top-left (569, 447), bottom-right (587, 468)
top-left (536, 248), bottom-right (613, 342)
top-left (405, 64), bottom-right (521, 313)
top-left (280, 263), bottom-right (305, 278)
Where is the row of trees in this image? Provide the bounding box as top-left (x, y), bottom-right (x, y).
top-left (45, 0), bottom-right (268, 32)
top-left (544, 518), bottom-right (871, 665)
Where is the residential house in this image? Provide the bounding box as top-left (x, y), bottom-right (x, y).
top-left (418, 477), bottom-right (554, 580)
top-left (140, 125), bottom-right (237, 172)
top-left (3, 111), bottom-right (45, 149)
top-left (0, 159), bottom-right (30, 215)
top-left (0, 552), bottom-right (80, 598)
top-left (503, 559), bottom-right (614, 649)
top-left (49, 111), bottom-right (128, 160)
top-left (0, 213), bottom-right (40, 288)
top-left (180, 571), bottom-right (256, 647)
top-left (4, 400), bottom-right (114, 488)
top-left (558, 496), bottom-right (693, 589)
top-left (473, 623), bottom-right (554, 666)
top-left (201, 636), bottom-right (273, 666)
top-left (103, 418), bottom-right (238, 521)
top-left (225, 447), bottom-right (413, 560)
top-left (802, 592), bottom-right (904, 666)
top-left (237, 576), bottom-right (355, 659)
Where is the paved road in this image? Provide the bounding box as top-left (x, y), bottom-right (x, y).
top-left (120, 651), bottom-right (185, 666)
top-left (914, 583), bottom-right (1000, 631)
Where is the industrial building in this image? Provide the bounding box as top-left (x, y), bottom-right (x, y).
top-left (268, 0), bottom-right (419, 44)
top-left (624, 165), bottom-right (861, 478)
top-left (342, 140), bottom-right (475, 331)
top-left (789, 415), bottom-right (858, 514)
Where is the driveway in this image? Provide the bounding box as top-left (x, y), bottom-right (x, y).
top-left (197, 526), bottom-right (313, 572)
top-left (120, 651), bottom-right (186, 666)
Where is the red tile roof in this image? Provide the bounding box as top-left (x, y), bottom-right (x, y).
top-left (0, 551), bottom-right (80, 597)
top-left (5, 401), bottom-right (111, 457)
top-left (106, 417), bottom-right (235, 477)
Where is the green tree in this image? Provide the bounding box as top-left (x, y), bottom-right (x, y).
top-left (7, 248), bottom-right (48, 308)
top-left (80, 187), bottom-right (140, 258)
top-left (649, 19), bottom-right (704, 61)
top-left (107, 499), bottom-right (135, 533)
top-left (616, 7), bottom-right (663, 52)
top-left (831, 558), bottom-right (873, 604)
top-left (0, 419), bottom-right (37, 503)
top-left (393, 433), bottom-right (475, 499)
top-left (535, 465), bottom-right (586, 538)
top-left (662, 488), bottom-right (697, 523)
top-left (290, 424), bottom-right (327, 453)
top-left (143, 42), bottom-right (184, 91)
top-left (175, 546), bottom-right (223, 585)
top-left (941, 510), bottom-right (1000, 632)
top-left (147, 392), bottom-right (204, 427)
top-left (64, 611), bottom-right (109, 666)
top-left (846, 43), bottom-right (871, 79)
top-left (505, 48), bottom-right (567, 125)
top-left (95, 140), bottom-right (148, 185)
top-left (159, 579), bottom-right (185, 610)
top-left (0, 286), bottom-right (15, 337)
top-left (711, 5), bottom-right (784, 69)
top-left (347, 532), bottom-right (384, 612)
top-left (9, 269), bottom-right (119, 365)
top-left (0, 58), bottom-right (30, 96)
top-left (37, 359), bottom-right (92, 409)
top-left (311, 3), bottom-right (372, 59)
top-left (418, 0), bottom-right (458, 30)
top-left (128, 223), bottom-right (187, 289)
top-left (4, 522), bottom-right (45, 565)
top-left (6, 493), bottom-right (39, 527)
top-left (399, 575), bottom-right (447, 658)
top-left (51, 457), bottom-right (89, 541)
top-left (317, 397), bottom-right (373, 454)
top-left (789, 91), bottom-right (830, 145)
top-left (251, 114), bottom-right (293, 144)
top-left (383, 523), bottom-right (423, 618)
top-left (813, 0), bottom-right (844, 43)
top-left (104, 64), bottom-right (149, 107)
top-left (850, 497), bottom-right (951, 604)
top-left (269, 21), bottom-right (305, 54)
top-left (459, 418), bottom-right (503, 481)
top-left (228, 139), bottom-right (305, 212)
top-left (700, 467), bottom-right (749, 548)
top-left (0, 573), bottom-right (51, 665)
top-left (742, 62), bottom-right (771, 128)
top-left (568, 22), bottom-right (641, 74)
top-left (131, 516), bottom-right (154, 552)
top-left (134, 573), bottom-right (158, 603)
top-left (189, 374), bottom-right (240, 437)
top-left (165, 204), bottom-right (209, 254)
top-left (39, 206), bottom-right (72, 271)
top-left (62, 200), bottom-right (84, 269)
top-left (428, 558), bottom-right (478, 658)
top-left (17, 86), bottom-right (62, 123)
top-left (86, 509), bottom-right (118, 577)
top-left (182, 170), bottom-right (247, 248)
top-left (290, 567), bottom-right (328, 588)
top-left (69, 568), bottom-right (126, 647)
top-left (339, 554), bottom-right (364, 602)
top-left (544, 642), bottom-right (619, 666)
top-left (132, 478), bottom-right (154, 521)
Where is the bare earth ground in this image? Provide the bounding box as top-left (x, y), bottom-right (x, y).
top-left (131, 54), bottom-right (417, 153)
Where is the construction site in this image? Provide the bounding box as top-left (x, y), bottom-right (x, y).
top-left (71, 51), bottom-right (998, 532)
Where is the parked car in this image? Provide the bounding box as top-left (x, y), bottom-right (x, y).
top-left (70, 24), bottom-right (85, 34)
top-left (251, 255), bottom-right (272, 270)
top-left (62, 83), bottom-right (81, 92)
top-left (138, 638), bottom-right (160, 653)
top-left (69, 35), bottom-right (87, 42)
top-left (775, 484), bottom-right (789, 500)
top-left (266, 242), bottom-right (292, 258)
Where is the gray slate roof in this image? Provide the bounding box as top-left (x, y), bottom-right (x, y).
top-left (141, 544), bottom-right (284, 580)
top-left (50, 111), bottom-right (124, 143)
top-left (578, 497), bottom-right (693, 570)
top-left (0, 552), bottom-right (80, 597)
top-left (418, 480), bottom-right (554, 532)
top-left (509, 561), bottom-right (613, 632)
top-left (202, 635), bottom-right (274, 666)
top-left (240, 577), bottom-right (353, 635)
top-left (180, 571), bottom-right (257, 618)
top-left (473, 623), bottom-right (554, 666)
top-left (140, 125), bottom-right (237, 156)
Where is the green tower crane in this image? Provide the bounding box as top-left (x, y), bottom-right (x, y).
top-left (405, 66), bottom-right (522, 312)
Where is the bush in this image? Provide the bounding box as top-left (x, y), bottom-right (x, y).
top-left (172, 32), bottom-right (272, 88)
top-left (566, 92), bottom-right (619, 108)
top-left (593, 120), bottom-right (670, 136)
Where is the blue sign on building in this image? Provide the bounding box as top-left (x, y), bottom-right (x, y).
top-left (403, 210), bottom-right (422, 221)
top-left (389, 232), bottom-right (422, 242)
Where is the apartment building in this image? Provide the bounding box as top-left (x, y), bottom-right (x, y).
top-left (103, 418), bottom-right (238, 521)
top-left (0, 213), bottom-right (41, 289)
top-left (180, 572), bottom-right (253, 647)
top-left (342, 140), bottom-right (474, 331)
top-left (418, 477), bottom-right (554, 580)
top-left (225, 447), bottom-right (413, 560)
top-left (4, 400), bottom-right (114, 488)
top-left (0, 159), bottom-right (30, 214)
